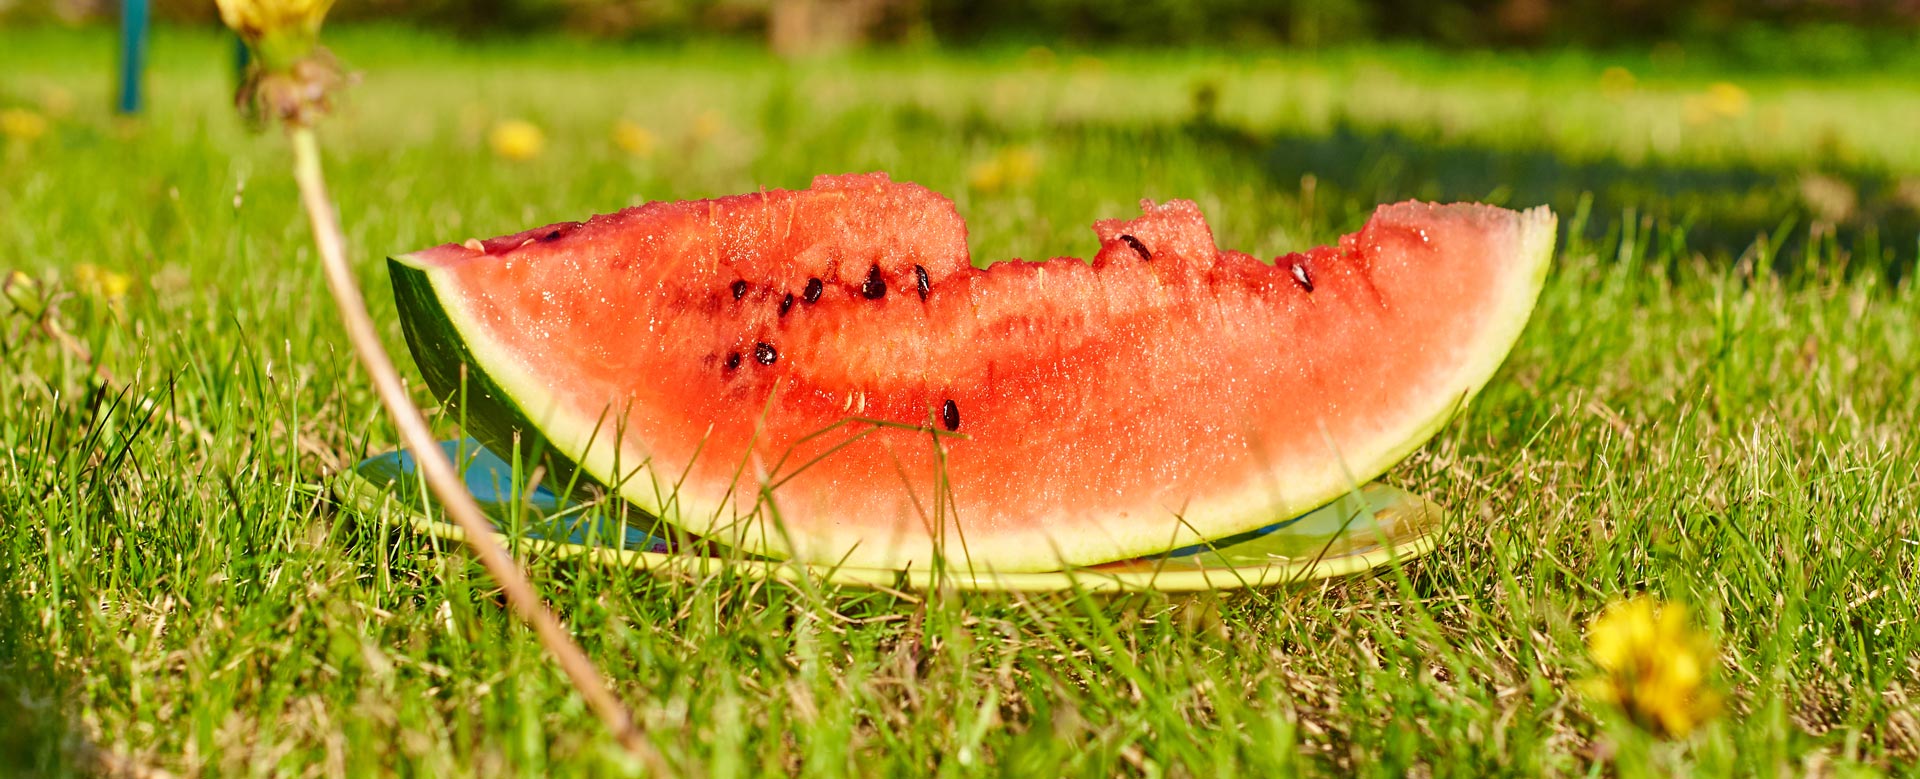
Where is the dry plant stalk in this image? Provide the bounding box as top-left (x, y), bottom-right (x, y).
top-left (288, 130), bottom-right (665, 771)
top-left (214, 0), bottom-right (667, 769)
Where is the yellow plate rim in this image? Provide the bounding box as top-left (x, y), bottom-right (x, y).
top-left (337, 468), bottom-right (1442, 594)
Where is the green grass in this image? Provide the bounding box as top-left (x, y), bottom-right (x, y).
top-left (3, 24), bottom-right (1919, 777)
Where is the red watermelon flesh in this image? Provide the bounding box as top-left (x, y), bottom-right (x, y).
top-left (390, 172), bottom-right (1553, 572)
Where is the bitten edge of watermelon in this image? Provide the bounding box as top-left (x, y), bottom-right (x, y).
top-left (387, 201), bottom-right (1557, 571)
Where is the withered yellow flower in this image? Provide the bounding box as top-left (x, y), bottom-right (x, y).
top-left (1581, 595), bottom-right (1722, 738)
top-left (215, 0), bottom-right (344, 126)
top-left (3, 270), bottom-right (46, 318)
top-left (613, 120), bottom-right (657, 159)
top-left (489, 120), bottom-right (546, 161)
top-left (0, 109), bottom-right (49, 143)
top-left (1683, 82), bottom-right (1750, 126)
top-left (967, 147), bottom-right (1040, 194)
top-left (1598, 67), bottom-right (1636, 100)
top-left (1704, 82), bottom-right (1750, 119)
top-left (74, 263), bottom-right (133, 303)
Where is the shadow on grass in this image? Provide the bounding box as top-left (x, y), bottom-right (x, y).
top-left (1248, 119), bottom-right (1918, 277)
top-left (0, 579), bottom-right (88, 778)
top-left (919, 93), bottom-right (1917, 276)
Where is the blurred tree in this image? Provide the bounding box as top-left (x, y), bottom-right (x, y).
top-left (922, 0), bottom-right (1372, 46)
top-left (769, 0), bottom-right (924, 55)
top-left (540, 0), bottom-right (756, 39)
top-left (2, 0), bottom-right (1916, 51)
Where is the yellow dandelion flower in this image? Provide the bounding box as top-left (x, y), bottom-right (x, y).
top-left (1, 109), bottom-right (49, 143)
top-left (999, 148), bottom-right (1038, 187)
top-left (1598, 67), bottom-right (1636, 100)
top-left (1704, 82), bottom-right (1749, 118)
top-left (214, 0), bottom-right (333, 46)
top-left (74, 263), bottom-right (133, 303)
top-left (489, 119), bottom-right (546, 161)
top-left (968, 147), bottom-right (1040, 194)
top-left (967, 161), bottom-right (1004, 193)
top-left (613, 120), bottom-right (657, 159)
top-left (1580, 595), bottom-right (1722, 738)
top-left (215, 0), bottom-right (334, 70)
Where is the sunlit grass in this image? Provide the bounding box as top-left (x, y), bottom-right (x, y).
top-left (2, 23), bottom-right (1917, 777)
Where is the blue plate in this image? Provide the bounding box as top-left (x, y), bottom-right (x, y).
top-left (340, 439), bottom-right (1446, 592)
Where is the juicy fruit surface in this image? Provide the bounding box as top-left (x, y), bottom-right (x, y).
top-left (394, 172), bottom-right (1553, 571)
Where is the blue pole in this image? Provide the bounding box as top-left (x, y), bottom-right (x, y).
top-left (234, 35), bottom-right (250, 82)
top-left (117, 0), bottom-right (148, 114)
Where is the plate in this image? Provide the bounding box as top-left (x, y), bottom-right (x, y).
top-left (338, 440), bottom-right (1444, 593)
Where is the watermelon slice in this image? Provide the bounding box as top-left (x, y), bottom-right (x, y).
top-left (390, 173), bottom-right (1552, 573)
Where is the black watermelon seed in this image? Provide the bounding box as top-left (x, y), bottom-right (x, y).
top-left (1289, 261), bottom-right (1315, 293)
top-left (543, 229), bottom-right (563, 242)
top-left (754, 342), bottom-right (778, 365)
top-left (779, 292), bottom-right (795, 317)
top-left (724, 352), bottom-right (742, 370)
top-left (731, 280), bottom-right (749, 300)
top-left (941, 399), bottom-right (960, 431)
top-left (804, 277), bottom-right (824, 303)
top-left (861, 264), bottom-right (887, 300)
top-left (1119, 234), bottom-right (1152, 261)
top-left (914, 264), bottom-right (931, 300)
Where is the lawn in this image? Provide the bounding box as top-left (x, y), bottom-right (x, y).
top-left (2, 24), bottom-right (1918, 777)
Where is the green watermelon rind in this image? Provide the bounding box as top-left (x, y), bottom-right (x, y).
top-left (393, 254), bottom-right (736, 535)
top-left (390, 258), bottom-right (585, 489)
top-left (389, 204), bottom-right (1556, 573)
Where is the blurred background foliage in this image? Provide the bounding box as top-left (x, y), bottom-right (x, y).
top-left (3, 0), bottom-right (1918, 56)
top-left (1, 0), bottom-right (1914, 261)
